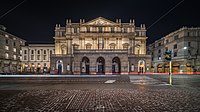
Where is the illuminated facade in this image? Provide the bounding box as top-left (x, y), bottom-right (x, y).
top-left (51, 17), bottom-right (151, 74)
top-left (147, 27), bottom-right (200, 73)
top-left (0, 25), bottom-right (26, 73)
top-left (21, 44), bottom-right (55, 73)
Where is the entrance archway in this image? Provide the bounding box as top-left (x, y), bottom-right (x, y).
top-left (157, 64), bottom-right (163, 73)
top-left (186, 63), bottom-right (192, 72)
top-left (96, 57), bottom-right (105, 74)
top-left (138, 60), bottom-right (145, 73)
top-left (81, 57), bottom-right (90, 74)
top-left (164, 63), bottom-right (169, 73)
top-left (56, 60), bottom-right (63, 74)
top-left (172, 63), bottom-right (179, 73)
top-left (112, 57), bottom-right (121, 74)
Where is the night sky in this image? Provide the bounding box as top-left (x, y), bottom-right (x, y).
top-left (0, 0), bottom-right (200, 44)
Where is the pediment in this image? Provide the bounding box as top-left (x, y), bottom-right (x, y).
top-left (83, 17), bottom-right (118, 26)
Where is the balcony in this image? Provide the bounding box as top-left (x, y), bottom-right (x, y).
top-left (74, 49), bottom-right (128, 54)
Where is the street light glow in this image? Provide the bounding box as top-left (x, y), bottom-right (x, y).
top-left (183, 47), bottom-right (187, 49)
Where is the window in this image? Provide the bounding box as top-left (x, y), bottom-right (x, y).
top-left (5, 46), bottom-right (9, 50)
top-left (37, 50), bottom-right (40, 54)
top-left (158, 55), bottom-right (161, 60)
top-left (111, 27), bottom-right (114, 33)
top-left (99, 27), bottom-right (102, 33)
top-left (5, 53), bottom-right (9, 59)
top-left (43, 55), bottom-right (47, 60)
top-left (37, 55), bottom-right (40, 60)
top-left (188, 42), bottom-right (191, 47)
top-left (165, 47), bottom-right (168, 51)
top-left (158, 43), bottom-right (161, 46)
top-left (24, 56), bottom-right (27, 60)
top-left (31, 50), bottom-right (34, 54)
top-left (5, 34), bottom-right (9, 37)
top-left (158, 49), bottom-right (161, 53)
top-left (31, 55), bottom-right (34, 60)
top-left (24, 50), bottom-right (27, 54)
top-left (187, 32), bottom-right (190, 36)
top-left (174, 52), bottom-right (177, 57)
top-left (165, 39), bottom-right (169, 43)
top-left (44, 50), bottom-right (46, 54)
top-left (20, 50), bottom-right (22, 54)
top-left (174, 44), bottom-right (177, 49)
top-left (13, 55), bottom-right (16, 60)
top-left (86, 44), bottom-right (92, 49)
top-left (13, 42), bottom-right (16, 46)
top-left (6, 39), bottom-right (9, 44)
top-left (50, 50), bottom-right (52, 55)
top-left (13, 48), bottom-right (16, 52)
top-left (174, 35), bottom-right (179, 40)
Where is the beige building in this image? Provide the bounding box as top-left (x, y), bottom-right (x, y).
top-left (51, 17), bottom-right (151, 74)
top-left (148, 27), bottom-right (200, 73)
top-left (21, 44), bottom-right (55, 73)
top-left (0, 25), bottom-right (26, 73)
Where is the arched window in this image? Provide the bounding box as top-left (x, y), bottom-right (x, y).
top-left (123, 43), bottom-right (129, 49)
top-left (109, 43), bottom-right (115, 49)
top-left (86, 43), bottom-right (92, 49)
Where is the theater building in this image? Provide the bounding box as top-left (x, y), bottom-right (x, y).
top-left (50, 17), bottom-right (151, 74)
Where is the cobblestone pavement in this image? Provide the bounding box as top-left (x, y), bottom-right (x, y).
top-left (0, 75), bottom-right (199, 112)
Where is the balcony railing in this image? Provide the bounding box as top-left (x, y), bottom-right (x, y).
top-left (74, 49), bottom-right (128, 53)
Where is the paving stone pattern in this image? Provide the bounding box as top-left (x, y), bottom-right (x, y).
top-left (0, 87), bottom-right (199, 112)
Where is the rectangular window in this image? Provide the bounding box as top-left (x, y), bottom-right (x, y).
top-left (158, 49), bottom-right (161, 53)
top-left (13, 55), bottom-right (16, 60)
top-left (6, 39), bottom-right (9, 44)
top-left (158, 43), bottom-right (161, 46)
top-left (188, 42), bottom-right (191, 47)
top-left (44, 50), bottom-right (46, 54)
top-left (24, 50), bottom-right (27, 54)
top-left (5, 46), bottom-right (9, 50)
top-left (165, 39), bottom-right (169, 43)
top-left (187, 32), bottom-right (190, 36)
top-left (174, 44), bottom-right (177, 49)
top-left (165, 47), bottom-right (168, 51)
top-left (5, 53), bottom-right (9, 59)
top-left (37, 55), bottom-right (40, 60)
top-left (13, 42), bottom-right (16, 46)
top-left (24, 56), bottom-right (27, 60)
top-left (174, 35), bottom-right (179, 40)
top-left (43, 55), bottom-right (47, 60)
top-left (37, 50), bottom-right (40, 54)
top-left (31, 55), bottom-right (34, 60)
top-left (31, 50), bottom-right (34, 54)
top-left (174, 52), bottom-right (177, 57)
top-left (13, 48), bottom-right (16, 52)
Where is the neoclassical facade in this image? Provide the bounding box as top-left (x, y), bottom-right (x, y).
top-left (147, 27), bottom-right (200, 73)
top-left (21, 44), bottom-right (55, 73)
top-left (51, 17), bottom-right (151, 74)
top-left (0, 25), bottom-right (26, 73)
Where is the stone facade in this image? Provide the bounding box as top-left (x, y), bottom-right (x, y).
top-left (0, 25), bottom-right (26, 73)
top-left (21, 44), bottom-right (55, 73)
top-left (51, 17), bottom-right (151, 74)
top-left (147, 27), bottom-right (200, 73)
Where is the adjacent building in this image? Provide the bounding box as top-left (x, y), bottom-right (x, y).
top-left (0, 25), bottom-right (26, 73)
top-left (51, 17), bottom-right (151, 74)
top-left (148, 27), bottom-right (200, 73)
top-left (21, 43), bottom-right (55, 73)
